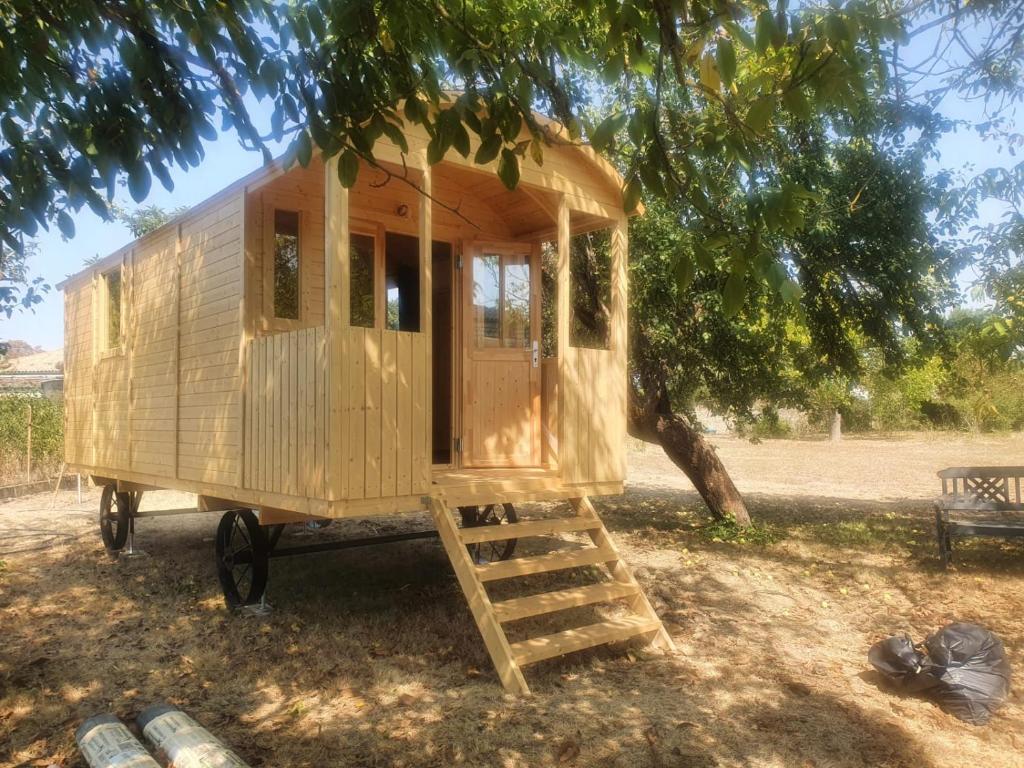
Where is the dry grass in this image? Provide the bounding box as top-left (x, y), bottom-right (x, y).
top-left (1, 433), bottom-right (1023, 767)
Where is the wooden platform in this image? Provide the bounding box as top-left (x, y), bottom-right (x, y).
top-left (432, 467), bottom-right (621, 508)
top-left (430, 494), bottom-right (674, 695)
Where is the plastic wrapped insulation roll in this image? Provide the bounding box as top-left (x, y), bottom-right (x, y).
top-left (75, 713), bottom-right (162, 768)
top-left (137, 704), bottom-right (251, 768)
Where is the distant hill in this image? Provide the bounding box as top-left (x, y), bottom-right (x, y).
top-left (1, 340), bottom-right (44, 360)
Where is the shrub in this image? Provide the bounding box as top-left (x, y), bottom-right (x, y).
top-left (0, 394), bottom-right (63, 483)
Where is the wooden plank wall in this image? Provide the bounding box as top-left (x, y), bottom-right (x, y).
top-left (561, 347), bottom-right (625, 483)
top-left (244, 327), bottom-right (328, 497)
top-left (343, 327), bottom-right (430, 501)
top-left (92, 254), bottom-right (131, 471)
top-left (557, 211), bottom-right (628, 486)
top-left (247, 159), bottom-right (326, 330)
top-left (176, 196), bottom-right (245, 487)
top-left (63, 283), bottom-right (93, 466)
top-left (128, 230), bottom-right (179, 476)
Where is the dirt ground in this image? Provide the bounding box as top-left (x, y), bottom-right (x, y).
top-left (1, 433), bottom-right (1023, 768)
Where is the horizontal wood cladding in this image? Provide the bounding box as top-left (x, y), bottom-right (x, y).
top-left (244, 326), bottom-right (328, 499)
top-left (61, 192), bottom-right (245, 487)
top-left (177, 195), bottom-right (244, 485)
top-left (63, 285), bottom-right (93, 467)
top-left (128, 230), bottom-right (178, 477)
top-left (343, 327), bottom-right (430, 501)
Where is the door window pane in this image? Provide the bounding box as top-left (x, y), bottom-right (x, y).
top-left (273, 209), bottom-right (300, 320)
top-left (473, 254), bottom-right (501, 345)
top-left (384, 232), bottom-right (420, 332)
top-left (473, 252), bottom-right (531, 348)
top-left (503, 258), bottom-right (531, 348)
top-left (350, 233), bottom-right (375, 327)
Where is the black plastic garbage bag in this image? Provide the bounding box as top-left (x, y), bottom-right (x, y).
top-left (868, 622), bottom-right (1012, 725)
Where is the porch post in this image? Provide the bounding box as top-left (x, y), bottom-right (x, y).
top-left (611, 214), bottom-right (629, 479)
top-left (417, 156), bottom-right (433, 491)
top-left (326, 157), bottom-right (351, 501)
top-left (556, 195), bottom-right (571, 481)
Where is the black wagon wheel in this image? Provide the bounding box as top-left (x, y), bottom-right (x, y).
top-left (99, 484), bottom-right (131, 553)
top-left (215, 509), bottom-right (269, 610)
top-left (459, 503), bottom-right (519, 564)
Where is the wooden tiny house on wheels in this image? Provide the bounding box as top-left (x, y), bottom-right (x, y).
top-left (59, 111), bottom-right (674, 694)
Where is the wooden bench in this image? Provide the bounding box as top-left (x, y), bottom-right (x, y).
top-left (935, 467), bottom-right (1024, 567)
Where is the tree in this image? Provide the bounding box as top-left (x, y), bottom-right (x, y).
top-left (0, 240), bottom-right (47, 317)
top-left (0, 1), bottom-right (1014, 522)
top-left (619, 97), bottom-right (958, 523)
top-left (114, 203), bottom-right (190, 238)
top-left (0, 1), bottom-right (894, 254)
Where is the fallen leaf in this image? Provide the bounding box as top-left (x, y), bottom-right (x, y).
top-left (554, 736), bottom-right (580, 763)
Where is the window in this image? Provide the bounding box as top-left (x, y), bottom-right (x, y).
top-left (384, 232), bottom-right (420, 332)
top-left (472, 251), bottom-right (531, 348)
top-left (350, 232), bottom-right (376, 327)
top-left (570, 228), bottom-right (612, 349)
top-left (102, 267), bottom-right (122, 350)
top-left (272, 209), bottom-right (300, 320)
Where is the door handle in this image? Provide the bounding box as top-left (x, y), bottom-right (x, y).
top-left (532, 340), bottom-right (539, 368)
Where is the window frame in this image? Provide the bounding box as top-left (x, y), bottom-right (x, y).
top-left (99, 262), bottom-right (125, 356)
top-left (347, 217), bottom-right (424, 334)
top-left (261, 192), bottom-right (309, 332)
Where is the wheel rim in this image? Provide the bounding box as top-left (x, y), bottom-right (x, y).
top-left (99, 486), bottom-right (129, 552)
top-left (215, 510), bottom-right (267, 609)
top-left (465, 503), bottom-right (518, 564)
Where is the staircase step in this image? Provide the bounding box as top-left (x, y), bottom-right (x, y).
top-left (475, 546), bottom-right (614, 582)
top-left (459, 517), bottom-right (601, 545)
top-left (510, 616), bottom-right (662, 666)
top-left (493, 581), bottom-right (639, 623)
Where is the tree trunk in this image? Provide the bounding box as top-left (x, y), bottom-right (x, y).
top-left (829, 409), bottom-right (842, 442)
top-left (629, 390), bottom-right (752, 527)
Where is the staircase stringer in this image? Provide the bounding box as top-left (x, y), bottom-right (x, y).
top-left (570, 495), bottom-right (676, 652)
top-left (428, 496), bottom-right (531, 695)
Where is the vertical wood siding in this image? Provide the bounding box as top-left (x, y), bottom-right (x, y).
top-left (343, 327), bottom-right (430, 501)
top-left (243, 327), bottom-right (328, 497)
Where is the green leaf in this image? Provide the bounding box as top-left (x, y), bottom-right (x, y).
top-left (381, 122), bottom-right (409, 154)
top-left (427, 134), bottom-right (447, 165)
top-left (726, 22), bottom-right (756, 50)
top-left (590, 111), bottom-right (627, 152)
top-left (628, 109), bottom-right (648, 148)
top-left (497, 147), bottom-right (520, 190)
top-left (622, 175), bottom-right (642, 213)
top-left (474, 134), bottom-right (502, 165)
top-left (722, 271), bottom-right (745, 318)
top-left (746, 95), bottom-right (776, 134)
top-left (127, 165), bottom-right (151, 203)
top-left (452, 122), bottom-right (471, 158)
top-left (529, 138), bottom-right (544, 167)
top-left (755, 12), bottom-right (776, 54)
top-left (57, 210), bottom-right (75, 238)
top-left (716, 39), bottom-right (737, 88)
top-left (699, 52), bottom-right (721, 92)
top-left (404, 96), bottom-right (426, 124)
top-left (782, 88), bottom-right (811, 120)
top-left (779, 279), bottom-right (803, 302)
top-left (296, 130), bottom-right (313, 167)
top-left (337, 149), bottom-right (359, 188)
top-left (693, 243), bottom-right (715, 270)
top-left (674, 254), bottom-right (695, 293)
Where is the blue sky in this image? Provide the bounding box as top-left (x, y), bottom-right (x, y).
top-left (1, 21), bottom-right (1019, 351)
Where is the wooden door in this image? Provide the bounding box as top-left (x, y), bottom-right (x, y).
top-left (462, 241), bottom-right (541, 467)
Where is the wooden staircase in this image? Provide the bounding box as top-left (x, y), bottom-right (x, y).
top-left (429, 495), bottom-right (675, 695)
